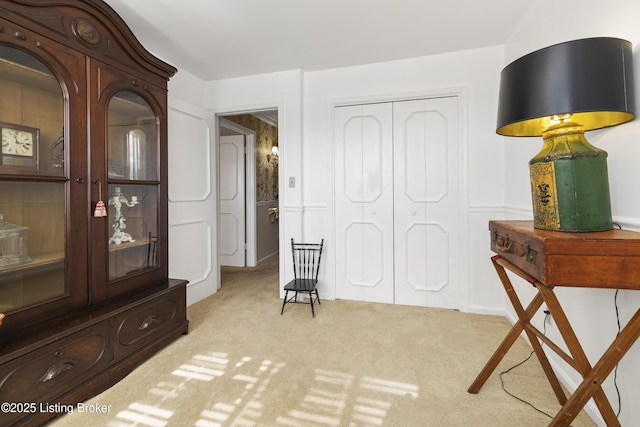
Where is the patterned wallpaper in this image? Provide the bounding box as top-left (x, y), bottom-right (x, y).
top-left (223, 114), bottom-right (278, 202)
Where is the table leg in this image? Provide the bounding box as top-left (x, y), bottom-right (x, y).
top-left (468, 257), bottom-right (566, 405)
top-left (536, 284), bottom-right (621, 427)
top-left (549, 308), bottom-right (640, 427)
top-left (496, 259), bottom-right (568, 405)
top-left (467, 291), bottom-right (544, 393)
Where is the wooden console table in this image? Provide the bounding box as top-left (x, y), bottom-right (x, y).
top-left (468, 220), bottom-right (640, 427)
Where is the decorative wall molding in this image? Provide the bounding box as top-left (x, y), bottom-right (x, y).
top-left (303, 205), bottom-right (328, 213)
top-left (468, 205), bottom-right (505, 214)
top-left (613, 216), bottom-right (640, 231)
top-left (281, 205), bottom-right (304, 213)
top-left (168, 220), bottom-right (212, 287)
top-left (167, 105), bottom-right (212, 202)
top-left (495, 205), bottom-right (640, 230)
top-left (504, 204), bottom-right (533, 219)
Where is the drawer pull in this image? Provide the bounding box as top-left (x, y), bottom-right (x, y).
top-left (139, 315), bottom-right (159, 330)
top-left (495, 234), bottom-right (525, 257)
top-left (524, 241), bottom-right (537, 263)
top-left (38, 359), bottom-right (79, 383)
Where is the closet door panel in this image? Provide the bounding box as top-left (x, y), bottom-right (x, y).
top-left (393, 97), bottom-right (460, 308)
top-left (335, 103), bottom-right (394, 303)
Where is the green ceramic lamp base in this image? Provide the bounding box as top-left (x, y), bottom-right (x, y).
top-left (529, 124), bottom-right (612, 232)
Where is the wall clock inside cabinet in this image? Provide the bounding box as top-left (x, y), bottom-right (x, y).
top-left (1, 122), bottom-right (39, 170)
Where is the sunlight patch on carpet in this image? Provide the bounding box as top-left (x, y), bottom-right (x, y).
top-left (116, 403), bottom-right (173, 427)
top-left (104, 350), bottom-right (419, 426)
top-left (172, 363), bottom-right (225, 381)
top-left (360, 376), bottom-right (420, 397)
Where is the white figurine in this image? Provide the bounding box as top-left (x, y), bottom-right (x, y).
top-left (108, 187), bottom-right (139, 244)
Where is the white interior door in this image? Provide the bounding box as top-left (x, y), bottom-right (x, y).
top-left (219, 135), bottom-right (246, 266)
top-left (393, 97), bottom-right (459, 308)
top-left (334, 103), bottom-right (394, 303)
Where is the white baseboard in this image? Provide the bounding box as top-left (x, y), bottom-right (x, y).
top-left (468, 305), bottom-right (506, 316)
top-left (258, 250), bottom-right (279, 264)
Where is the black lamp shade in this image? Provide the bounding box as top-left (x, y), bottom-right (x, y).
top-left (497, 37), bottom-right (636, 136)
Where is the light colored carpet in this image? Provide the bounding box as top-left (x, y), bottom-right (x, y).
top-left (49, 257), bottom-right (596, 426)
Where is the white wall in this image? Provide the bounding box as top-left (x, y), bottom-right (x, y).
top-left (503, 0), bottom-right (640, 425)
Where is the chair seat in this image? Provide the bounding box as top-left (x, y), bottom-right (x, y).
top-left (284, 278), bottom-right (317, 292)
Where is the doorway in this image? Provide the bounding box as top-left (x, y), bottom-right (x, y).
top-left (218, 110), bottom-right (280, 287)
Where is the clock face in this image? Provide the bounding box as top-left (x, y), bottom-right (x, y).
top-left (2, 128), bottom-right (34, 156)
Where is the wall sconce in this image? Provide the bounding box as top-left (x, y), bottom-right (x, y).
top-left (268, 207), bottom-right (279, 223)
top-left (497, 37), bottom-right (636, 231)
top-left (267, 145), bottom-right (279, 166)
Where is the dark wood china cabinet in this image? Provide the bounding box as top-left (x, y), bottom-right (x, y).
top-left (0, 1), bottom-right (188, 425)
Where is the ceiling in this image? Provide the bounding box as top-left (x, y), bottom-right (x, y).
top-left (103, 0), bottom-right (535, 82)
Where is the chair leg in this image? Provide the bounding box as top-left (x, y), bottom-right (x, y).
top-left (280, 290), bottom-right (289, 315)
top-left (315, 289), bottom-right (321, 305)
top-left (309, 290), bottom-right (315, 317)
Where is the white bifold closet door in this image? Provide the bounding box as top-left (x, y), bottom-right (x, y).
top-left (335, 103), bottom-right (395, 303)
top-left (334, 97), bottom-right (460, 308)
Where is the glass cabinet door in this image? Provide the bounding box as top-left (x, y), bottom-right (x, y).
top-left (0, 46), bottom-right (66, 313)
top-left (106, 91), bottom-right (159, 281)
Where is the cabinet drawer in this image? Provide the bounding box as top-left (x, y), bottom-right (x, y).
top-left (0, 322), bottom-right (109, 410)
top-left (113, 287), bottom-right (185, 360)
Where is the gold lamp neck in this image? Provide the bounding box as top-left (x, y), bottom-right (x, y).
top-left (542, 122), bottom-right (584, 139)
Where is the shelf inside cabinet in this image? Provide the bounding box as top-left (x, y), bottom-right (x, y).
top-left (0, 250), bottom-right (64, 275)
top-left (0, 55), bottom-right (60, 93)
top-left (108, 238), bottom-right (156, 252)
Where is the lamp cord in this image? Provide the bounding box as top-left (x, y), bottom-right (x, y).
top-left (611, 222), bottom-right (623, 418)
top-left (499, 311), bottom-right (562, 422)
top-left (614, 289), bottom-right (622, 418)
